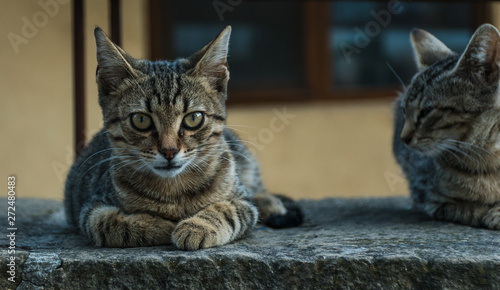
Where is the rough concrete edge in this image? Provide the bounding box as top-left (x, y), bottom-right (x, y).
top-left (0, 248), bottom-right (30, 290)
top-left (18, 250), bottom-right (63, 289)
top-left (9, 251), bottom-right (500, 289)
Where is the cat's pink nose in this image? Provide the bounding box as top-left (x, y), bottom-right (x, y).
top-left (160, 147), bottom-right (179, 161)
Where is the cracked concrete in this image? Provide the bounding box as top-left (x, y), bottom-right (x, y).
top-left (0, 198), bottom-right (499, 289)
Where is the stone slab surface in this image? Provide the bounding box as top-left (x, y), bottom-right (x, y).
top-left (0, 197), bottom-right (499, 289)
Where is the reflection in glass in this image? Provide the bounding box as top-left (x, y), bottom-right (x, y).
top-left (166, 1), bottom-right (304, 90)
top-left (331, 2), bottom-right (473, 89)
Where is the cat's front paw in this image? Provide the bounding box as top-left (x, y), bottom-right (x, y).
top-left (483, 207), bottom-right (500, 230)
top-left (172, 219), bottom-right (219, 250)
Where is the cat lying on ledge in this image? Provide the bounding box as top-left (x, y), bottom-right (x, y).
top-left (393, 24), bottom-right (500, 230)
top-left (64, 26), bottom-right (303, 250)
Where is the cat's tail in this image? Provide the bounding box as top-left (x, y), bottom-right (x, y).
top-left (253, 192), bottom-right (304, 228)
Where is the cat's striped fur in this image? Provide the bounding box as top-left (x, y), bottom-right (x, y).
top-left (393, 24), bottom-right (500, 229)
top-left (65, 26), bottom-right (303, 250)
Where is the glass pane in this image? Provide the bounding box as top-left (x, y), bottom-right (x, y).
top-left (331, 2), bottom-right (474, 89)
top-left (164, 0), bottom-right (304, 90)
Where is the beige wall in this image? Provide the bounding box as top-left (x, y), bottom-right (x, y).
top-left (1, 0), bottom-right (73, 201)
top-left (1, 0), bottom-right (147, 200)
top-left (228, 101), bottom-right (408, 199)
top-left (1, 0), bottom-right (409, 201)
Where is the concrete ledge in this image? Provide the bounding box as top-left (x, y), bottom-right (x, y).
top-left (1, 198), bottom-right (499, 289)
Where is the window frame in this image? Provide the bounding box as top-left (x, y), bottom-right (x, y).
top-left (148, 1), bottom-right (490, 105)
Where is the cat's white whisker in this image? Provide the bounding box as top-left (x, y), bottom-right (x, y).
top-left (199, 153), bottom-right (233, 164)
top-left (76, 147), bottom-right (131, 174)
top-left (226, 126), bottom-right (252, 135)
top-left (442, 140), bottom-right (488, 164)
top-left (445, 139), bottom-right (493, 156)
top-left (187, 162), bottom-right (206, 177)
top-left (226, 124), bottom-right (257, 129)
top-left (194, 158), bottom-right (217, 171)
top-left (441, 142), bottom-right (475, 161)
top-left (209, 149), bottom-right (252, 162)
top-left (104, 158), bottom-right (142, 183)
top-left (80, 154), bottom-right (138, 182)
top-left (437, 144), bottom-right (466, 168)
top-left (128, 160), bottom-right (149, 180)
top-left (386, 61), bottom-right (406, 90)
top-left (228, 139), bottom-right (259, 148)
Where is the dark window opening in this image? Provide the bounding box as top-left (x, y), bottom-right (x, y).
top-left (149, 0), bottom-right (488, 105)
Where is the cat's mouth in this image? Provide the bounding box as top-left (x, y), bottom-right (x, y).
top-left (154, 165), bottom-right (182, 171)
top-left (152, 163), bottom-right (185, 178)
top-left (150, 156), bottom-right (186, 178)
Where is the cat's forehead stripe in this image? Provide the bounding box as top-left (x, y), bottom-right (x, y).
top-left (183, 98), bottom-right (190, 114)
top-left (148, 61), bottom-right (184, 107)
top-left (150, 72), bottom-right (162, 107)
top-left (407, 56), bottom-right (458, 105)
top-left (171, 75), bottom-right (182, 105)
top-left (145, 98), bottom-right (152, 113)
top-left (421, 56), bottom-right (457, 85)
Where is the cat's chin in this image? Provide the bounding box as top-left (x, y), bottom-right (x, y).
top-left (152, 165), bottom-right (185, 178)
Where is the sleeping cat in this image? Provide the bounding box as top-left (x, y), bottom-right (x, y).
top-left (65, 26), bottom-right (303, 250)
top-left (393, 24), bottom-right (500, 229)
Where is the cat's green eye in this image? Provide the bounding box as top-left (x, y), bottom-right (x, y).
top-left (183, 112), bottom-right (204, 130)
top-left (131, 113), bottom-right (153, 131)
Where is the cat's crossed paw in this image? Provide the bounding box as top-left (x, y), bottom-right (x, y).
top-left (172, 218), bottom-right (220, 250)
top-left (483, 207), bottom-right (500, 230)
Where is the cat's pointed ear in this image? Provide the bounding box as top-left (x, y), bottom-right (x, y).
top-left (411, 28), bottom-right (454, 71)
top-left (453, 24), bottom-right (500, 84)
top-left (189, 26), bottom-right (231, 92)
top-left (94, 26), bottom-right (142, 93)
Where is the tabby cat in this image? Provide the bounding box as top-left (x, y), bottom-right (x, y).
top-left (65, 26), bottom-right (303, 250)
top-left (393, 24), bottom-right (500, 229)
